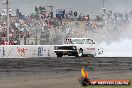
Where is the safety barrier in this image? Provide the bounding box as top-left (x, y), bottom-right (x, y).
top-left (0, 45), bottom-right (56, 58)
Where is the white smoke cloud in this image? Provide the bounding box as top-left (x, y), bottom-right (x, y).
top-left (98, 39), bottom-right (132, 57)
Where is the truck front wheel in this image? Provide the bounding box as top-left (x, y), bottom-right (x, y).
top-left (56, 53), bottom-right (63, 57)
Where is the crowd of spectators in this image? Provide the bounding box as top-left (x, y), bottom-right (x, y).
top-left (0, 6), bottom-right (132, 45)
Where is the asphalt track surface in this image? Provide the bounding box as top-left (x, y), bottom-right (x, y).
top-left (0, 57), bottom-right (132, 88)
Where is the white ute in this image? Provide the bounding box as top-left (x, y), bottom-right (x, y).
top-left (54, 38), bottom-right (103, 57)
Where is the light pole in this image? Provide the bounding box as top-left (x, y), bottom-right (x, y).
top-left (103, 0), bottom-right (104, 9)
top-left (34, 22), bottom-right (37, 45)
top-left (102, 0), bottom-right (107, 41)
top-left (35, 24), bottom-right (37, 45)
top-left (47, 5), bottom-right (54, 18)
top-left (5, 0), bottom-right (10, 42)
top-left (47, 5), bottom-right (54, 13)
top-left (102, 0), bottom-right (106, 15)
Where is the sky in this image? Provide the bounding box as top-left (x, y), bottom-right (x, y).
top-left (0, 0), bottom-right (132, 17)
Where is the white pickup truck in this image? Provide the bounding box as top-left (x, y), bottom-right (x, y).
top-left (54, 38), bottom-right (103, 57)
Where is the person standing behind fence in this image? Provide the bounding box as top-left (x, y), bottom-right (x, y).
top-left (74, 11), bottom-right (78, 20)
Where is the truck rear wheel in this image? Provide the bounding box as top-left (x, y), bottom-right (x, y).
top-left (78, 49), bottom-right (83, 57)
top-left (91, 54), bottom-right (95, 57)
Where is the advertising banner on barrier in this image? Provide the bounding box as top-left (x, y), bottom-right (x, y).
top-left (0, 45), bottom-right (55, 58)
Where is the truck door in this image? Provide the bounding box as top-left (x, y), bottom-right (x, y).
top-left (85, 39), bottom-right (96, 54)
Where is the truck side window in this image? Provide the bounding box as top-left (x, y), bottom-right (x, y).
top-left (91, 40), bottom-right (96, 44)
top-left (86, 39), bottom-right (95, 44)
top-left (86, 39), bottom-right (91, 44)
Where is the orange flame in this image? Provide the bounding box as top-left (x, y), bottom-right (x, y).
top-left (81, 67), bottom-right (88, 78)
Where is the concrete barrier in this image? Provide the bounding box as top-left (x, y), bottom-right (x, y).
top-left (0, 45), bottom-right (56, 58)
top-left (0, 45), bottom-right (102, 58)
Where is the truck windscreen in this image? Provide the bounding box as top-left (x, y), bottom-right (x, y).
top-left (71, 39), bottom-right (85, 44)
